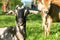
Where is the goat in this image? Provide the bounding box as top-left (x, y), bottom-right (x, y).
top-left (0, 5), bottom-right (27, 40)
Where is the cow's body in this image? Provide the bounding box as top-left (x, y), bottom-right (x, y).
top-left (52, 0), bottom-right (60, 6)
top-left (37, 0), bottom-right (60, 36)
top-left (48, 4), bottom-right (60, 22)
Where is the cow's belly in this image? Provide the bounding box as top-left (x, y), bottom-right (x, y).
top-left (52, 17), bottom-right (60, 22)
top-left (48, 5), bottom-right (60, 22)
top-left (49, 14), bottom-right (60, 22)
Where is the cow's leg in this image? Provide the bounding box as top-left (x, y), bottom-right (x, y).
top-left (41, 13), bottom-right (47, 36)
top-left (43, 21), bottom-right (47, 36)
top-left (42, 17), bottom-right (46, 30)
top-left (40, 12), bottom-right (47, 30)
top-left (16, 31), bottom-right (24, 40)
top-left (42, 17), bottom-right (46, 34)
top-left (46, 16), bottom-right (52, 36)
top-left (40, 12), bottom-right (48, 36)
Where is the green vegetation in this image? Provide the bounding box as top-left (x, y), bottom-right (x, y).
top-left (26, 14), bottom-right (60, 40)
top-left (0, 14), bottom-right (15, 27)
top-left (0, 13), bottom-right (60, 40)
top-left (0, 0), bottom-right (60, 40)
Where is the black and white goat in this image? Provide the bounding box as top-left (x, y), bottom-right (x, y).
top-left (15, 5), bottom-right (27, 40)
top-left (0, 5), bottom-right (27, 40)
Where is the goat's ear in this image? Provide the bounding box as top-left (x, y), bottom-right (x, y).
top-left (14, 5), bottom-right (21, 16)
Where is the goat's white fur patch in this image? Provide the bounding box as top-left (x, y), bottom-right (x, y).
top-left (0, 27), bottom-right (7, 35)
top-left (20, 26), bottom-right (24, 30)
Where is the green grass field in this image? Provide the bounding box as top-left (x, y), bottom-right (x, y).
top-left (0, 13), bottom-right (60, 40)
top-left (0, 14), bottom-right (15, 27)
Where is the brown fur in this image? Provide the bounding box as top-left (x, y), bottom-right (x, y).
top-left (44, 0), bottom-right (50, 8)
top-left (37, 0), bottom-right (60, 36)
top-left (52, 0), bottom-right (60, 6)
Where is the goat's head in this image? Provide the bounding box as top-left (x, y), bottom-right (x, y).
top-left (15, 5), bottom-right (26, 26)
top-left (15, 5), bottom-right (26, 40)
top-left (37, 0), bottom-right (52, 13)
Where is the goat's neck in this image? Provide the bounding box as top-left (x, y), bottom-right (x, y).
top-left (16, 23), bottom-right (24, 40)
top-left (16, 23), bottom-right (24, 31)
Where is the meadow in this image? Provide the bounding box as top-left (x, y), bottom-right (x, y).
top-left (0, 11), bottom-right (60, 40)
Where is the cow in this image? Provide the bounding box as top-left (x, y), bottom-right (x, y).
top-left (37, 0), bottom-right (60, 36)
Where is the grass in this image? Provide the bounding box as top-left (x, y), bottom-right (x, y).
top-left (26, 14), bottom-right (60, 40)
top-left (0, 12), bottom-right (60, 40)
top-left (0, 14), bottom-right (15, 27)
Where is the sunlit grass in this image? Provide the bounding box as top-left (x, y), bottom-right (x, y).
top-left (0, 13), bottom-right (60, 40)
top-left (26, 14), bottom-right (60, 40)
top-left (0, 14), bottom-right (15, 27)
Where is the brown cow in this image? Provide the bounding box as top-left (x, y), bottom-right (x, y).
top-left (37, 0), bottom-right (60, 36)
